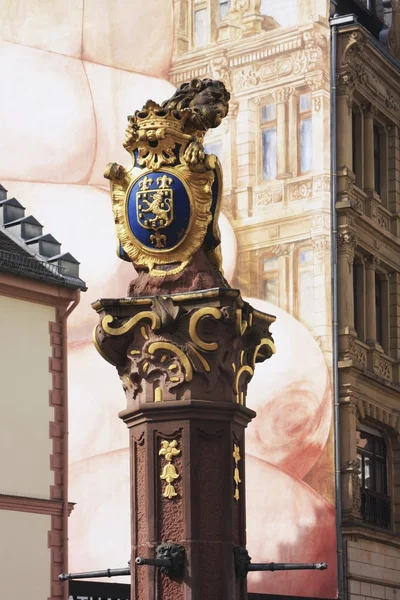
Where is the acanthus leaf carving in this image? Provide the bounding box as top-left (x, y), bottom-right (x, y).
top-left (93, 291), bottom-right (275, 405)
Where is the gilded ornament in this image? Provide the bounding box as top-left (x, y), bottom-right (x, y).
top-left (189, 307), bottom-right (222, 351)
top-left (104, 79), bottom-right (230, 277)
top-left (147, 341), bottom-right (193, 382)
top-left (101, 311), bottom-right (161, 336)
top-left (159, 440), bottom-right (181, 500)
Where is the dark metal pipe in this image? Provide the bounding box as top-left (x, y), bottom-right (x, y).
top-left (329, 13), bottom-right (358, 599)
top-left (59, 567), bottom-right (131, 581)
top-left (247, 562), bottom-right (328, 572)
top-left (135, 556), bottom-right (172, 568)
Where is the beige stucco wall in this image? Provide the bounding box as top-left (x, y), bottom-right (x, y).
top-left (0, 510), bottom-right (51, 599)
top-left (347, 538), bottom-right (400, 600)
top-left (0, 295), bottom-right (55, 497)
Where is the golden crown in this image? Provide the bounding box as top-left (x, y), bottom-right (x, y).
top-left (123, 100), bottom-right (192, 152)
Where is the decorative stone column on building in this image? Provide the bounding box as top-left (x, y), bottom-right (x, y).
top-left (336, 74), bottom-right (354, 172)
top-left (272, 88), bottom-right (292, 178)
top-left (363, 103), bottom-right (377, 194)
top-left (337, 229), bottom-right (357, 335)
top-left (365, 256), bottom-right (379, 345)
top-left (92, 79), bottom-right (276, 600)
top-left (339, 386), bottom-right (362, 523)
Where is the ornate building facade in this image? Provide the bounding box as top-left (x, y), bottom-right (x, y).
top-left (335, 8), bottom-right (400, 599)
top-left (169, 1), bottom-right (336, 598)
top-left (170, 1), bottom-right (400, 599)
top-left (170, 0), bottom-right (333, 360)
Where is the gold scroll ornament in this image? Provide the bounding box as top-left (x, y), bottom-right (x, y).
top-left (159, 440), bottom-right (181, 499)
top-left (233, 444), bottom-right (241, 501)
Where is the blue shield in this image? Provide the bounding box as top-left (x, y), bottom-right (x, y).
top-left (127, 171), bottom-right (191, 251)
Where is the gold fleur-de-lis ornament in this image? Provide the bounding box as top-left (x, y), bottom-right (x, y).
top-left (159, 440), bottom-right (181, 499)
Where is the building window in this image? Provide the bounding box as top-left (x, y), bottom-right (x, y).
top-left (261, 103), bottom-right (277, 181)
top-left (357, 426), bottom-right (391, 529)
top-left (352, 108), bottom-right (362, 188)
top-left (219, 0), bottom-right (230, 20)
top-left (353, 258), bottom-right (364, 340)
top-left (299, 93), bottom-right (312, 173)
top-left (194, 8), bottom-right (207, 47)
top-left (298, 248), bottom-right (313, 329)
top-left (375, 275), bottom-right (384, 346)
top-left (204, 140), bottom-right (223, 163)
top-left (262, 257), bottom-right (279, 305)
top-left (374, 124), bottom-right (381, 196)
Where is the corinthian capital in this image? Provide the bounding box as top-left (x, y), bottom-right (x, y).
top-left (365, 255), bottom-right (380, 270)
top-left (362, 103), bottom-right (377, 119)
top-left (337, 230), bottom-right (357, 253)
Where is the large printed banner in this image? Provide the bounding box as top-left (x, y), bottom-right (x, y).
top-left (0, 1), bottom-right (336, 597)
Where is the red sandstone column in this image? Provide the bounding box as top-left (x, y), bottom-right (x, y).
top-left (93, 290), bottom-right (275, 600)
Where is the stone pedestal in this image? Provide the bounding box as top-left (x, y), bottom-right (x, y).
top-left (93, 288), bottom-right (275, 600)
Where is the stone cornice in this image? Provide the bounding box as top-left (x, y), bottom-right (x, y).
top-left (170, 23), bottom-right (329, 95)
top-left (337, 25), bottom-right (400, 122)
top-left (0, 493), bottom-right (75, 517)
top-left (336, 203), bottom-right (400, 272)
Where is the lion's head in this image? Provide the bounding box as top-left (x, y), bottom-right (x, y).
top-left (162, 78), bottom-right (230, 133)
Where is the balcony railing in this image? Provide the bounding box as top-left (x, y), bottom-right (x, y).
top-left (361, 489), bottom-right (391, 530)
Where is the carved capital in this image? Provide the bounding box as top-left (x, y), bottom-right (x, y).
top-left (343, 30), bottom-right (368, 67)
top-left (337, 230), bottom-right (357, 253)
top-left (272, 87), bottom-right (294, 104)
top-left (93, 289), bottom-right (275, 405)
top-left (385, 89), bottom-right (400, 112)
top-left (312, 236), bottom-right (330, 261)
top-left (365, 255), bottom-right (380, 270)
top-left (336, 72), bottom-right (356, 96)
top-left (210, 55), bottom-right (232, 92)
top-left (362, 103), bottom-right (377, 119)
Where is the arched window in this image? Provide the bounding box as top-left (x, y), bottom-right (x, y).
top-left (357, 425), bottom-right (391, 529)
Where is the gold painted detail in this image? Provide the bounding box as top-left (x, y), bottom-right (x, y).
top-left (137, 174), bottom-right (174, 248)
top-left (187, 343), bottom-right (211, 372)
top-left (233, 444), bottom-right (241, 502)
top-left (147, 341), bottom-right (193, 382)
top-left (236, 308), bottom-right (248, 336)
top-left (110, 164), bottom-right (215, 276)
top-left (102, 311), bottom-right (161, 336)
top-left (252, 338), bottom-right (276, 367)
top-left (159, 440), bottom-right (181, 500)
top-left (189, 307), bottom-right (222, 351)
top-left (92, 325), bottom-right (117, 366)
top-left (234, 349), bottom-right (254, 405)
top-left (154, 386), bottom-right (163, 402)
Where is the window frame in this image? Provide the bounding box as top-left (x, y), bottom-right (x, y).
top-left (260, 254), bottom-right (280, 306)
top-left (352, 104), bottom-right (363, 189)
top-left (298, 91), bottom-right (313, 175)
top-left (193, 2), bottom-right (208, 47)
top-left (260, 101), bottom-right (278, 183)
top-left (357, 425), bottom-right (391, 530)
top-left (218, 0), bottom-right (230, 21)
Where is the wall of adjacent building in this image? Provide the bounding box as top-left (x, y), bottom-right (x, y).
top-left (0, 510), bottom-right (51, 599)
top-left (346, 538), bottom-right (400, 600)
top-left (0, 294), bottom-right (55, 497)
